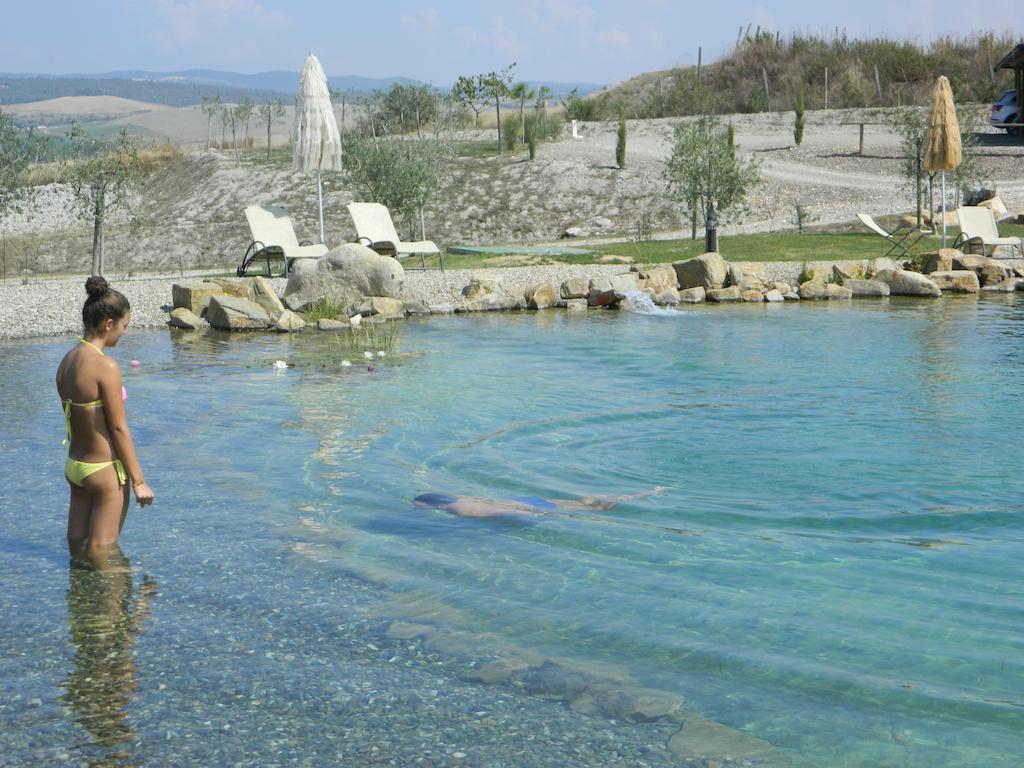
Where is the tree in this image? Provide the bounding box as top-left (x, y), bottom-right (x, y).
top-left (891, 107), bottom-right (928, 229)
top-left (65, 126), bottom-right (144, 275)
top-left (479, 63), bottom-right (516, 154)
top-left (236, 97), bottom-right (255, 149)
top-left (616, 106), bottom-right (627, 169)
top-left (200, 95), bottom-right (222, 150)
top-left (510, 81), bottom-right (535, 145)
top-left (0, 109), bottom-right (44, 219)
top-left (663, 116), bottom-right (761, 244)
top-left (793, 89), bottom-right (806, 146)
top-left (452, 75), bottom-right (486, 128)
top-left (343, 136), bottom-right (451, 238)
top-left (259, 98), bottom-right (285, 161)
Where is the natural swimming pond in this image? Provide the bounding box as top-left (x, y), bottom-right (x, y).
top-left (2, 296), bottom-right (1023, 767)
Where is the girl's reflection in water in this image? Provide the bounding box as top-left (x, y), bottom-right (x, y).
top-left (62, 548), bottom-right (156, 765)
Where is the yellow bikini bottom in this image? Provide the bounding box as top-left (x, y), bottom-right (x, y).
top-left (65, 457), bottom-right (127, 488)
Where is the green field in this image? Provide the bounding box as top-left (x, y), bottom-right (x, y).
top-left (426, 222), bottom-right (1024, 270)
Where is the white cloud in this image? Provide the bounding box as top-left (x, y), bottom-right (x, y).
top-left (150, 0), bottom-right (288, 50)
top-left (525, 0), bottom-right (597, 27)
top-left (598, 27), bottom-right (631, 48)
top-left (399, 8), bottom-right (440, 29)
top-left (452, 16), bottom-right (522, 59)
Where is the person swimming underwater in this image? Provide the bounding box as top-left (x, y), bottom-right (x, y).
top-left (413, 488), bottom-right (664, 519)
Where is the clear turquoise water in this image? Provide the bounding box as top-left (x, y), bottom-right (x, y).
top-left (2, 296), bottom-right (1023, 767)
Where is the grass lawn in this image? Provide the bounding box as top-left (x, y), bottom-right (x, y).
top-left (431, 222), bottom-right (1024, 270)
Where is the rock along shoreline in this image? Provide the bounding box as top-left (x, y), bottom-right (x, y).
top-left (2, 254), bottom-right (1022, 341)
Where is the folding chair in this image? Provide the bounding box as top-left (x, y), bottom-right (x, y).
top-left (237, 205), bottom-right (329, 277)
top-left (347, 202), bottom-right (443, 270)
top-left (856, 213), bottom-right (930, 259)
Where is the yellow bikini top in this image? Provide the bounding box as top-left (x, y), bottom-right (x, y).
top-left (62, 339), bottom-right (110, 446)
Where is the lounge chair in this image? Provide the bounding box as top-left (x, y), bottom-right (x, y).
top-left (856, 213), bottom-right (931, 259)
top-left (954, 206), bottom-right (1022, 259)
top-left (237, 204), bottom-right (330, 277)
top-left (347, 202), bottom-right (443, 270)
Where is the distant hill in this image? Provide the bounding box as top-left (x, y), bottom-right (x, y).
top-left (0, 70), bottom-right (605, 107)
top-left (584, 31), bottom-right (1021, 119)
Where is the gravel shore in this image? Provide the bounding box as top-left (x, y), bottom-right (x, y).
top-left (0, 265), bottom-right (634, 340)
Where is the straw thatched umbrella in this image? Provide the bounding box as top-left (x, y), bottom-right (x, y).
top-left (293, 53), bottom-right (342, 244)
top-left (924, 76), bottom-right (962, 248)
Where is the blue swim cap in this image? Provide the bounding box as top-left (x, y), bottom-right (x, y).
top-left (414, 492), bottom-right (459, 508)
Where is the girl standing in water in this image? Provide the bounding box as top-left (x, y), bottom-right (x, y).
top-left (56, 277), bottom-right (154, 569)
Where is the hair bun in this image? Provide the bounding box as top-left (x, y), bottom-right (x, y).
top-left (85, 275), bottom-right (109, 300)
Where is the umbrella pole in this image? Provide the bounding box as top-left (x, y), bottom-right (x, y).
top-left (317, 170), bottom-right (326, 245)
top-left (941, 172), bottom-right (947, 249)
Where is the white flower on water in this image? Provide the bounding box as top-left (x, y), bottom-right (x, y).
top-left (376, 350), bottom-right (387, 357)
top-left (273, 360), bottom-right (288, 369)
top-left (340, 360), bottom-right (352, 367)
top-left (363, 351), bottom-right (374, 359)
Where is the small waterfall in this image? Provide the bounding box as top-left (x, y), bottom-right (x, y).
top-left (619, 291), bottom-right (684, 316)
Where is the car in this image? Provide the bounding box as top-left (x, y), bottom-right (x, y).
top-left (989, 88), bottom-right (1019, 134)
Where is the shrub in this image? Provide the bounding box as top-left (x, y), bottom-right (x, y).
top-left (793, 89), bottom-right (806, 146)
top-left (525, 119), bottom-right (537, 160)
top-left (502, 119), bottom-right (521, 152)
top-left (615, 107), bottom-right (627, 169)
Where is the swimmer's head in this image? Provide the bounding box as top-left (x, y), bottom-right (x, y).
top-left (414, 492), bottom-right (459, 509)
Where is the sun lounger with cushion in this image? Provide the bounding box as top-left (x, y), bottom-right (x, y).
top-left (237, 204), bottom-right (330, 276)
top-left (954, 206), bottom-right (1022, 259)
top-left (347, 202), bottom-right (443, 270)
top-left (856, 213), bottom-right (931, 259)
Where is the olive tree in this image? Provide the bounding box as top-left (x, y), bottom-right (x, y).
top-left (343, 136), bottom-right (451, 239)
top-left (65, 126), bottom-right (144, 275)
top-left (891, 107), bottom-right (929, 229)
top-left (0, 109), bottom-right (44, 218)
top-left (258, 98), bottom-right (285, 160)
top-left (663, 116), bottom-right (760, 243)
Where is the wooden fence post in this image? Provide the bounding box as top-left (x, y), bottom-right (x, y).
top-left (762, 67), bottom-right (770, 110)
top-left (874, 65), bottom-right (882, 102)
top-left (824, 67), bottom-right (828, 109)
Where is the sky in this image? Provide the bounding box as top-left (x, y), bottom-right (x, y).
top-left (2, 0), bottom-right (1023, 86)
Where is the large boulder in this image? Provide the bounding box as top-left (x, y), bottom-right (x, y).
top-left (283, 243), bottom-right (404, 312)
top-left (873, 269), bottom-right (941, 297)
top-left (706, 286), bottom-right (742, 302)
top-left (635, 265), bottom-right (677, 293)
top-left (981, 277), bottom-right (1017, 292)
top-left (352, 296), bottom-right (406, 318)
top-left (463, 278), bottom-right (499, 299)
top-left (172, 280), bottom-right (226, 316)
top-left (252, 276), bottom-right (285, 317)
top-left (928, 270), bottom-right (980, 293)
top-left (560, 276), bottom-right (589, 299)
top-left (678, 287), bottom-right (706, 303)
top-left (951, 254), bottom-right (1011, 286)
top-left (672, 252), bottom-right (727, 290)
top-left (800, 281), bottom-right (852, 300)
top-left (524, 282), bottom-right (558, 309)
top-left (208, 278), bottom-right (253, 300)
top-left (168, 307), bottom-right (203, 329)
top-left (977, 194), bottom-right (1010, 221)
top-left (921, 249), bottom-right (960, 274)
top-left (273, 309), bottom-right (307, 332)
top-left (206, 295), bottom-right (270, 330)
top-left (610, 272), bottom-right (640, 295)
top-left (844, 278), bottom-right (890, 297)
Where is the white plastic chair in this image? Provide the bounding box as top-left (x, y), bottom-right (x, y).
top-left (347, 202), bottom-right (443, 270)
top-left (238, 205), bottom-right (329, 276)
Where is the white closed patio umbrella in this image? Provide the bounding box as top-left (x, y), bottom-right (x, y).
top-left (293, 53), bottom-right (342, 244)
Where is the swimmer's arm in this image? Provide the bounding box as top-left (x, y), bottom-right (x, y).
top-left (98, 359), bottom-right (154, 506)
top-left (566, 486), bottom-right (667, 511)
